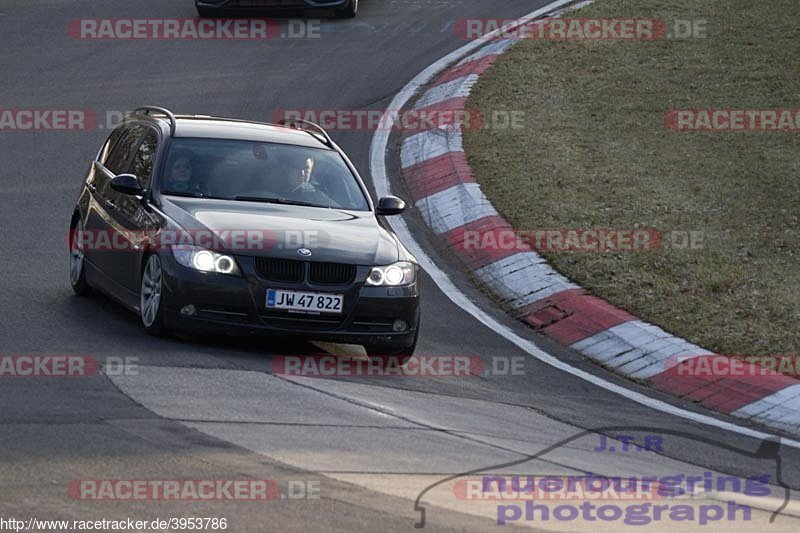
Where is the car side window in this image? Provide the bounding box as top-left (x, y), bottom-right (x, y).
top-left (130, 128), bottom-right (159, 189)
top-left (97, 127), bottom-right (126, 166)
top-left (105, 125), bottom-right (147, 175)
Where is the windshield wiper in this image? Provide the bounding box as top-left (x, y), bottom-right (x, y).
top-left (232, 196), bottom-right (322, 208)
top-left (163, 190), bottom-right (206, 198)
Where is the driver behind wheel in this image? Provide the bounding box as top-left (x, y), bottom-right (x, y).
top-left (286, 155), bottom-right (335, 206)
top-left (291, 156), bottom-right (315, 193)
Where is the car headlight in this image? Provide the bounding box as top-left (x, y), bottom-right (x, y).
top-left (171, 245), bottom-right (240, 275)
top-left (365, 261), bottom-right (417, 286)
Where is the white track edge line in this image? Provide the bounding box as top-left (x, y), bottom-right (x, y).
top-left (368, 0), bottom-right (800, 449)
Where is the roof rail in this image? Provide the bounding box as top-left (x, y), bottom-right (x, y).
top-left (133, 106), bottom-right (177, 135)
top-left (276, 117), bottom-right (334, 149)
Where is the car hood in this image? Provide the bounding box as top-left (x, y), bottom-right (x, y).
top-left (160, 196), bottom-right (401, 265)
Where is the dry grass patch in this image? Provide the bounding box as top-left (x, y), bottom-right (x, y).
top-left (463, 0), bottom-right (800, 355)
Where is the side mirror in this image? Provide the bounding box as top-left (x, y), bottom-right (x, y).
top-left (376, 196), bottom-right (406, 216)
top-left (110, 174), bottom-right (144, 196)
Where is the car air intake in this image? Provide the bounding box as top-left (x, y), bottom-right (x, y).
top-left (254, 258), bottom-right (304, 283)
top-left (309, 262), bottom-right (357, 285)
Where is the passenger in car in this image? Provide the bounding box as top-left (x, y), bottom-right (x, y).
top-left (163, 150), bottom-right (205, 196)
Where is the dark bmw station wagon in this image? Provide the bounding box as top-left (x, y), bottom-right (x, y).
top-left (68, 107), bottom-right (420, 360)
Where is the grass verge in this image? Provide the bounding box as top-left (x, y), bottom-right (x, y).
top-left (463, 0), bottom-right (800, 356)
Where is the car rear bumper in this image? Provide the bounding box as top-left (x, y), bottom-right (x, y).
top-left (160, 253), bottom-right (420, 347)
top-left (196, 0), bottom-right (350, 11)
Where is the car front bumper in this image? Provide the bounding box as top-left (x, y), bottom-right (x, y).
top-left (159, 252), bottom-right (420, 348)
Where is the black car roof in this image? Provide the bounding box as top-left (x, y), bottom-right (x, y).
top-left (171, 115), bottom-right (330, 149)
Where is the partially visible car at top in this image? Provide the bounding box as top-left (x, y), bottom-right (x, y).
top-left (68, 106), bottom-right (419, 361)
top-left (196, 0), bottom-right (359, 19)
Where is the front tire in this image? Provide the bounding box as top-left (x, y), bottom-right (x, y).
top-left (140, 254), bottom-right (168, 336)
top-left (334, 0), bottom-right (358, 18)
top-left (69, 219), bottom-right (92, 296)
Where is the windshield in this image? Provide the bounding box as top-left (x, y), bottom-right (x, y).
top-left (159, 138), bottom-right (370, 211)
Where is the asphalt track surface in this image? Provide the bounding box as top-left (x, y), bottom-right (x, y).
top-left (1, 1), bottom-right (799, 531)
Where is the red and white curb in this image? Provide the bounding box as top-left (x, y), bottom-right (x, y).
top-left (396, 37), bottom-right (800, 436)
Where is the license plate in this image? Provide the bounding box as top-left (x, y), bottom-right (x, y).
top-left (266, 289), bottom-right (343, 314)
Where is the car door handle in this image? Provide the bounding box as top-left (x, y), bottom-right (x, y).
top-left (87, 182), bottom-right (97, 191)
top-left (104, 199), bottom-right (116, 210)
